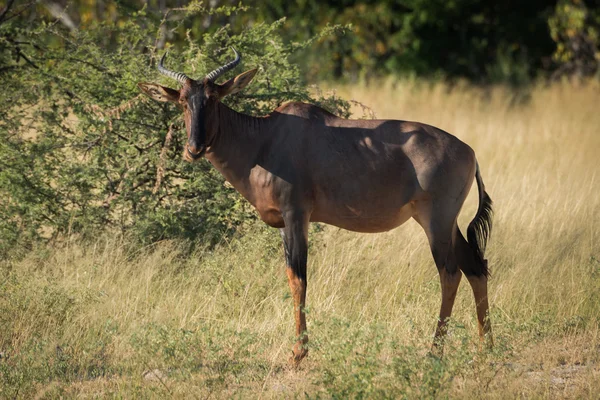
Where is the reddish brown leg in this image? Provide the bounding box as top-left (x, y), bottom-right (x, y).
top-left (286, 267), bottom-right (308, 364)
top-left (465, 274), bottom-right (493, 348)
top-left (432, 268), bottom-right (462, 354)
top-left (280, 211), bottom-right (310, 366)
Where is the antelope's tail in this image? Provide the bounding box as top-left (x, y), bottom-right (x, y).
top-left (466, 161), bottom-right (493, 277)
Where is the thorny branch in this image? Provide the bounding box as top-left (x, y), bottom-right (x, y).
top-left (153, 124), bottom-right (175, 194)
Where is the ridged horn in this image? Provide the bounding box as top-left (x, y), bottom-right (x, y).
top-left (157, 52), bottom-right (190, 84)
top-left (205, 47), bottom-right (241, 82)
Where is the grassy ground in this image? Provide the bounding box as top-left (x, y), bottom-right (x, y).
top-left (2, 80), bottom-right (600, 398)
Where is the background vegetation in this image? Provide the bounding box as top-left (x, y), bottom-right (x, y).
top-left (1, 1), bottom-right (599, 398)
top-left (6, 0), bottom-right (600, 82)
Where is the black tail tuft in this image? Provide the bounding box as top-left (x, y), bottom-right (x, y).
top-left (467, 163), bottom-right (493, 277)
top-left (467, 191), bottom-right (493, 277)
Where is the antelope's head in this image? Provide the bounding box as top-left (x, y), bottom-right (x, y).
top-left (138, 48), bottom-right (257, 162)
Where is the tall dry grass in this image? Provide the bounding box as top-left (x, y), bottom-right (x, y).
top-left (1, 80), bottom-right (599, 398)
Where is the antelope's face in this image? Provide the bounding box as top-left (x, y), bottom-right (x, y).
top-left (179, 80), bottom-right (212, 161)
top-left (138, 48), bottom-right (257, 162)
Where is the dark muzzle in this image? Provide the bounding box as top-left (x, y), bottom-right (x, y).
top-left (187, 145), bottom-right (205, 160)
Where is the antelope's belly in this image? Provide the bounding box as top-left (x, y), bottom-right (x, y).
top-left (310, 201), bottom-right (415, 233)
top-left (253, 201), bottom-right (414, 232)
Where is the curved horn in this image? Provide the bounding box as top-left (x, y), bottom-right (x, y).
top-left (157, 52), bottom-right (190, 84)
top-left (205, 47), bottom-right (241, 82)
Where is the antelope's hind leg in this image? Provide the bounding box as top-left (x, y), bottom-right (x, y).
top-left (413, 200), bottom-right (463, 354)
top-left (415, 199), bottom-right (493, 353)
top-left (465, 274), bottom-right (493, 348)
top-left (454, 233), bottom-right (493, 348)
top-left (280, 211), bottom-right (310, 366)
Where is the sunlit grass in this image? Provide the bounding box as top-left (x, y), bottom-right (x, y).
top-left (1, 80), bottom-right (599, 398)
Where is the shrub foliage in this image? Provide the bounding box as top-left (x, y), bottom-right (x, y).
top-left (0, 4), bottom-right (349, 256)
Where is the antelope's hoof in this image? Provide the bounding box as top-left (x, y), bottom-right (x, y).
top-left (428, 345), bottom-right (444, 359)
top-left (289, 346), bottom-right (308, 367)
top-left (480, 334), bottom-right (494, 351)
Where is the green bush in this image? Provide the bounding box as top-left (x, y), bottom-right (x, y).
top-left (0, 3), bottom-right (349, 256)
top-left (549, 0), bottom-right (600, 79)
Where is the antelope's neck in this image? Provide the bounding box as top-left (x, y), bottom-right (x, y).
top-left (205, 102), bottom-right (269, 205)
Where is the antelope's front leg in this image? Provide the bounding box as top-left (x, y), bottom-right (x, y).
top-left (280, 211), bottom-right (310, 366)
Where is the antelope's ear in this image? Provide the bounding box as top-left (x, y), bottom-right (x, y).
top-left (138, 83), bottom-right (180, 103)
top-left (216, 68), bottom-right (258, 98)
